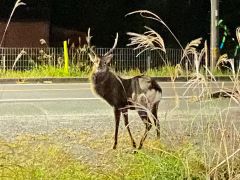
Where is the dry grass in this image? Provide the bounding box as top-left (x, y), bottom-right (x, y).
top-left (127, 26), bottom-right (166, 57)
top-left (0, 0), bottom-right (26, 47)
top-left (127, 10), bottom-right (240, 179)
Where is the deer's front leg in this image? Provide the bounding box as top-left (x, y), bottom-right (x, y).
top-left (113, 107), bottom-right (121, 149)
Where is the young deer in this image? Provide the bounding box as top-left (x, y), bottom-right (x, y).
top-left (87, 29), bottom-right (162, 149)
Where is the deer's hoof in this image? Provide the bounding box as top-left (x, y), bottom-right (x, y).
top-left (133, 150), bottom-right (138, 154)
top-left (112, 144), bottom-right (117, 149)
top-left (132, 142), bottom-right (137, 148)
top-left (138, 144), bottom-right (143, 149)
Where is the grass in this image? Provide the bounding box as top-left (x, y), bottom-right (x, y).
top-left (0, 134), bottom-right (93, 179)
top-left (0, 65), bottom-right (90, 78)
top-left (113, 145), bottom-right (205, 179)
top-left (124, 10), bottom-right (240, 179)
top-left (0, 131), bottom-right (207, 179)
top-left (0, 65), bottom-right (233, 79)
top-left (3, 113), bottom-right (240, 180)
top-left (119, 66), bottom-right (181, 77)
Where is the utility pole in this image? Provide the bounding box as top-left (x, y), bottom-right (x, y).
top-left (210, 0), bottom-right (219, 71)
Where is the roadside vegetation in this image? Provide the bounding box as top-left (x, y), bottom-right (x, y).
top-left (0, 65), bottom-right (90, 78)
top-left (0, 132), bottom-right (206, 179)
top-left (0, 65), bottom-right (233, 79)
top-left (123, 10), bottom-right (240, 179)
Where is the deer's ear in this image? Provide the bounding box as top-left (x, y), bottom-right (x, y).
top-left (103, 54), bottom-right (113, 64)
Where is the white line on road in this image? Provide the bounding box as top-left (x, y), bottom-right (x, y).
top-left (0, 86), bottom-right (229, 92)
top-left (0, 81), bottom-right (234, 87)
top-left (0, 96), bottom-right (191, 102)
top-left (0, 88), bottom-right (90, 92)
top-left (0, 81), bottom-right (234, 85)
top-left (0, 97), bottom-right (99, 102)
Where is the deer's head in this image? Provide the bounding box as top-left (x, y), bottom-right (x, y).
top-left (86, 28), bottom-right (118, 73)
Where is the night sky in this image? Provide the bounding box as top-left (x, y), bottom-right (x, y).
top-left (0, 0), bottom-right (240, 48)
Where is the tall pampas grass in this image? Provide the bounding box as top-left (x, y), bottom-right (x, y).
top-left (127, 26), bottom-right (166, 56)
top-left (0, 0), bottom-right (26, 71)
top-left (126, 10), bottom-right (184, 51)
top-left (126, 9), bottom-right (240, 179)
top-left (236, 27), bottom-right (240, 45)
top-left (0, 0), bottom-right (26, 47)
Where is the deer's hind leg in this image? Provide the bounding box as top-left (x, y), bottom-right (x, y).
top-left (122, 109), bottom-right (136, 148)
top-left (138, 110), bottom-right (152, 149)
top-left (152, 102), bottom-right (160, 138)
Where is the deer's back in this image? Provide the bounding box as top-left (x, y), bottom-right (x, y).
top-left (91, 72), bottom-right (162, 109)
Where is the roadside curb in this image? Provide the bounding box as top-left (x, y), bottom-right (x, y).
top-left (0, 77), bottom-right (89, 84)
top-left (0, 76), bottom-right (233, 84)
top-left (152, 76), bottom-right (233, 82)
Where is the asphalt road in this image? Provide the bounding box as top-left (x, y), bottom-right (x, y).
top-left (0, 81), bottom-right (238, 140)
top-left (0, 81), bottom-right (237, 115)
top-left (0, 81), bottom-right (237, 100)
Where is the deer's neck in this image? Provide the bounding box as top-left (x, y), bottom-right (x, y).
top-left (91, 70), bottom-right (112, 86)
top-left (91, 70), bottom-right (131, 107)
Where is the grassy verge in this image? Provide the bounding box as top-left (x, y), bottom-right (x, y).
top-left (0, 132), bottom-right (206, 179)
top-left (0, 65), bottom-right (232, 78)
top-left (0, 134), bottom-right (93, 179)
top-left (0, 66), bottom-right (90, 78)
top-left (2, 110), bottom-right (240, 180)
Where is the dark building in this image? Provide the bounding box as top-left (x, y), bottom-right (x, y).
top-left (0, 21), bottom-right (50, 47)
top-left (0, 0), bottom-right (85, 47)
top-left (0, 0), bottom-right (50, 47)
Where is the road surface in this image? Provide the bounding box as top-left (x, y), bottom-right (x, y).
top-left (0, 81), bottom-right (238, 138)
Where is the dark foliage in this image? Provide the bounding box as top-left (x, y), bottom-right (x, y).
top-left (0, 0), bottom-right (239, 47)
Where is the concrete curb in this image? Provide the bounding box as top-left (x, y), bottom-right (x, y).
top-left (153, 76), bottom-right (233, 82)
top-left (0, 77), bottom-right (89, 84)
top-left (0, 76), bottom-right (234, 84)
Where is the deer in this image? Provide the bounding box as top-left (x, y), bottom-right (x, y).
top-left (86, 29), bottom-right (162, 149)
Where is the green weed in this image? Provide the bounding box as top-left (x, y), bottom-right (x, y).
top-left (0, 135), bottom-right (93, 179)
top-left (0, 133), bottom-right (208, 180)
top-left (0, 65), bottom-right (90, 78)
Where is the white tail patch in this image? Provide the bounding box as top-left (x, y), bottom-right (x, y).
top-left (131, 89), bottom-right (161, 110)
